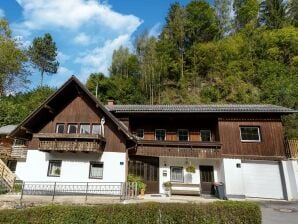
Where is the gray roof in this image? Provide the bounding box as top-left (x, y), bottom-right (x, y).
top-left (106, 104), bottom-right (297, 114)
top-left (0, 125), bottom-right (17, 135)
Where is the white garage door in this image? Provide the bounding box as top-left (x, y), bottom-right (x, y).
top-left (242, 161), bottom-right (285, 199)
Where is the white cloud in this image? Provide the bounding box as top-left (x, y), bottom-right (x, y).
top-left (148, 23), bottom-right (161, 37)
top-left (48, 66), bottom-right (74, 87)
top-left (0, 8), bottom-right (5, 18)
top-left (16, 0), bottom-right (142, 33)
top-left (73, 33), bottom-right (91, 45)
top-left (13, 0), bottom-right (142, 87)
top-left (75, 34), bottom-right (130, 78)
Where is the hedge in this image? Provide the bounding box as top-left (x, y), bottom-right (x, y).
top-left (0, 201), bottom-right (261, 224)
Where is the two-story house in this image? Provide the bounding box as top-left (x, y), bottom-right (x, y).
top-left (8, 76), bottom-right (298, 200)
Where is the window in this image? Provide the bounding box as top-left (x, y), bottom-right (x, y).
top-left (240, 127), bottom-right (261, 142)
top-left (68, 124), bottom-right (78, 134)
top-left (92, 124), bottom-right (101, 135)
top-left (89, 162), bottom-right (104, 179)
top-left (80, 124), bottom-right (91, 134)
top-left (200, 130), bottom-right (211, 142)
top-left (47, 160), bottom-right (62, 177)
top-left (155, 129), bottom-right (166, 141)
top-left (136, 129), bottom-right (144, 139)
top-left (178, 129), bottom-right (189, 141)
top-left (14, 139), bottom-right (26, 146)
top-left (56, 123), bottom-right (64, 133)
top-left (171, 166), bottom-right (183, 182)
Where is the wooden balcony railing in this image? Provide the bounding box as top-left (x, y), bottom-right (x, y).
top-left (10, 146), bottom-right (28, 160)
top-left (288, 139), bottom-right (298, 159)
top-left (134, 140), bottom-right (221, 158)
top-left (0, 158), bottom-right (16, 189)
top-left (38, 140), bottom-right (102, 152)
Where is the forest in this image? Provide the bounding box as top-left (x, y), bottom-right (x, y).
top-left (0, 0), bottom-right (297, 138)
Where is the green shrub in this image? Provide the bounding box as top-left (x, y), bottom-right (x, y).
top-left (127, 174), bottom-right (146, 192)
top-left (0, 201), bottom-right (261, 224)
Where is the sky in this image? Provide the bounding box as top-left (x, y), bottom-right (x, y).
top-left (0, 0), bottom-right (195, 90)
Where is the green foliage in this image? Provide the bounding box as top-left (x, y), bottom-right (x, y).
top-left (0, 202), bottom-right (261, 224)
top-left (186, 165), bottom-right (196, 173)
top-left (127, 174), bottom-right (146, 191)
top-left (0, 19), bottom-right (29, 96)
top-left (259, 0), bottom-right (288, 29)
top-left (289, 0), bottom-right (298, 27)
top-left (28, 33), bottom-right (59, 86)
top-left (233, 0), bottom-right (259, 30)
top-left (0, 86), bottom-right (55, 127)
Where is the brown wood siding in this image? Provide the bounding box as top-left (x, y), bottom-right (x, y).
top-left (129, 114), bottom-right (219, 142)
top-left (219, 118), bottom-right (286, 159)
top-left (28, 96), bottom-right (126, 153)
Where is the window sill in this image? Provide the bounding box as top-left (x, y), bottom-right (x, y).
top-left (240, 140), bottom-right (261, 143)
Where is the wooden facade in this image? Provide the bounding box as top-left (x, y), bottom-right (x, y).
top-left (9, 76), bottom-right (295, 162)
top-left (219, 117), bottom-right (286, 160)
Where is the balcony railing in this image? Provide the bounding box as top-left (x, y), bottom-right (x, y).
top-left (288, 139), bottom-right (298, 159)
top-left (10, 146), bottom-right (28, 160)
top-left (38, 140), bottom-right (102, 152)
top-left (134, 140), bottom-right (221, 158)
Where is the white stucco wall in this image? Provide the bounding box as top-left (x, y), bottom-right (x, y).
top-left (158, 157), bottom-right (222, 194)
top-left (281, 160), bottom-right (298, 200)
top-left (15, 150), bottom-right (126, 183)
top-left (222, 158), bottom-right (245, 197)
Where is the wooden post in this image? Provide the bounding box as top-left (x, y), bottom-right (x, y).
top-left (20, 181), bottom-right (25, 202)
top-left (85, 182), bottom-right (89, 202)
top-left (52, 182), bottom-right (56, 202)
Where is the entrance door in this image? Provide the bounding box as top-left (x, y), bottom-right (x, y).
top-left (199, 166), bottom-right (214, 194)
top-left (128, 156), bottom-right (159, 194)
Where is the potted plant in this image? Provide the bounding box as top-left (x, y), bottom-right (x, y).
top-left (163, 181), bottom-right (172, 197)
top-left (127, 174), bottom-right (146, 197)
top-left (140, 182), bottom-right (146, 197)
top-left (54, 168), bottom-right (61, 176)
top-left (186, 164), bottom-right (196, 173)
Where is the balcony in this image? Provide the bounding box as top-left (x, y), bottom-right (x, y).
top-left (33, 133), bottom-right (105, 153)
top-left (288, 139), bottom-right (298, 159)
top-left (133, 140), bottom-right (221, 158)
top-left (10, 146), bottom-right (28, 160)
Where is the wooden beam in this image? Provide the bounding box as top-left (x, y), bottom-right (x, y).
top-left (44, 104), bottom-right (55, 114)
top-left (20, 126), bottom-right (32, 134)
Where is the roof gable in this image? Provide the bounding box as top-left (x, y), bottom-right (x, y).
top-left (10, 76), bottom-right (134, 140)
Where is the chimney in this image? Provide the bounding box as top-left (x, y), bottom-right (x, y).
top-left (107, 99), bottom-right (114, 106)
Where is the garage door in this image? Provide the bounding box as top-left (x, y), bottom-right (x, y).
top-left (242, 161), bottom-right (285, 199)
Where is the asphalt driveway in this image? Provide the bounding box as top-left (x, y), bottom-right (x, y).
top-left (260, 201), bottom-right (298, 224)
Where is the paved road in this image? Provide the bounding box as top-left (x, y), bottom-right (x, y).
top-left (260, 201), bottom-right (298, 224)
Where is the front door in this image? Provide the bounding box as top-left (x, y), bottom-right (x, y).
top-left (128, 156), bottom-right (159, 194)
top-left (199, 165), bottom-right (214, 194)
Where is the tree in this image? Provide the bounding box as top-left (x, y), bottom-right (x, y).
top-left (233, 0), bottom-right (259, 30)
top-left (214, 0), bottom-right (233, 36)
top-left (28, 33), bottom-right (59, 86)
top-left (185, 0), bottom-right (220, 43)
top-left (289, 0), bottom-right (298, 27)
top-left (259, 0), bottom-right (288, 29)
top-left (0, 19), bottom-right (28, 96)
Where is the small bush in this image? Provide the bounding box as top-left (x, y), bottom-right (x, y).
top-left (0, 201), bottom-right (261, 224)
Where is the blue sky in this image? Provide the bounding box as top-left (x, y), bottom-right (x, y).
top-left (0, 0), bottom-right (197, 90)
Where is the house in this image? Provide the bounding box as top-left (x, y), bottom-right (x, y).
top-left (7, 76), bottom-right (298, 200)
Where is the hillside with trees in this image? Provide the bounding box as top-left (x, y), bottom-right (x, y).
top-left (0, 0), bottom-right (297, 138)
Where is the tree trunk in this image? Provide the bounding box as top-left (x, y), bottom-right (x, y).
top-left (40, 69), bottom-right (44, 87)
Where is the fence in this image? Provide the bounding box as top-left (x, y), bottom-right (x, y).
top-left (19, 181), bottom-right (138, 201)
top-left (288, 139), bottom-right (298, 159)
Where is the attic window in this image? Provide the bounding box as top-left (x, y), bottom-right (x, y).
top-left (68, 124), bottom-right (78, 134)
top-left (56, 124), bottom-right (64, 133)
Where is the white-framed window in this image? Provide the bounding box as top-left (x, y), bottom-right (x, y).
top-left (80, 124), bottom-right (91, 134)
top-left (136, 129), bottom-right (144, 139)
top-left (170, 166), bottom-right (183, 182)
top-left (56, 123), bottom-right (64, 133)
top-left (200, 130), bottom-right (211, 142)
top-left (177, 129), bottom-right (189, 141)
top-left (89, 162), bottom-right (104, 179)
top-left (47, 160), bottom-right (62, 177)
top-left (91, 124), bottom-right (101, 135)
top-left (155, 129), bottom-right (166, 141)
top-left (240, 127), bottom-right (261, 142)
top-left (67, 124), bottom-right (78, 134)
